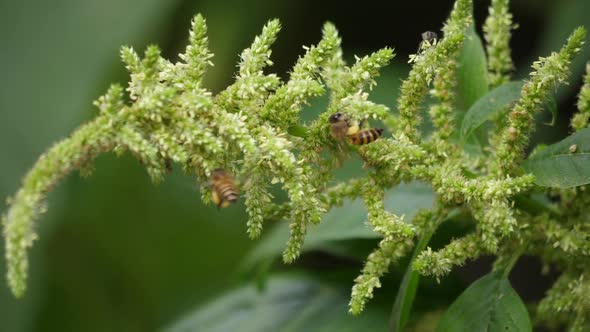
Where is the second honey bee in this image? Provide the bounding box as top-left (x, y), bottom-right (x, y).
top-left (209, 168), bottom-right (239, 208)
top-left (421, 31), bottom-right (438, 44)
top-left (415, 31), bottom-right (438, 55)
top-left (328, 112), bottom-right (383, 145)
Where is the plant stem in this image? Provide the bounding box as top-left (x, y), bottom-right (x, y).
top-left (388, 213), bottom-right (443, 332)
top-left (496, 245), bottom-right (523, 279)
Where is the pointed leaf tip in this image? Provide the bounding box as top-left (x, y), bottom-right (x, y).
top-left (437, 272), bottom-right (531, 332)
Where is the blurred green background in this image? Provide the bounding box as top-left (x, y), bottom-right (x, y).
top-left (1, 0), bottom-right (589, 331)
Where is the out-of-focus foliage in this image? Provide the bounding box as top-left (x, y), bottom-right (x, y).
top-left (164, 275), bottom-right (389, 332)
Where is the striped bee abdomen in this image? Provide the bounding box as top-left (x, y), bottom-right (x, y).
top-left (348, 128), bottom-right (383, 145)
top-left (219, 183), bottom-right (239, 205)
top-left (210, 168), bottom-right (239, 208)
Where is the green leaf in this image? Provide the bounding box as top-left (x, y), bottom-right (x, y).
top-left (164, 275), bottom-right (388, 332)
top-left (436, 271), bottom-right (532, 332)
top-left (456, 26), bottom-right (489, 112)
top-left (240, 182), bottom-right (434, 273)
top-left (389, 220), bottom-right (437, 331)
top-left (513, 193), bottom-right (560, 218)
top-left (460, 81), bottom-right (524, 140)
top-left (523, 127), bottom-right (590, 187)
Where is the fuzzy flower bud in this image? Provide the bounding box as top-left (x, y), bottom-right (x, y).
top-left (483, 0), bottom-right (515, 87)
top-left (572, 63), bottom-right (590, 131)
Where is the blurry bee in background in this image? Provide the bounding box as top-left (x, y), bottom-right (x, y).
top-left (209, 168), bottom-right (239, 208)
top-left (328, 112), bottom-right (383, 145)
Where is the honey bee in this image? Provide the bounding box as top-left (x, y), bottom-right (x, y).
top-left (348, 128), bottom-right (384, 145)
top-left (329, 112), bottom-right (359, 140)
top-left (209, 168), bottom-right (239, 208)
top-left (328, 112), bottom-right (383, 145)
